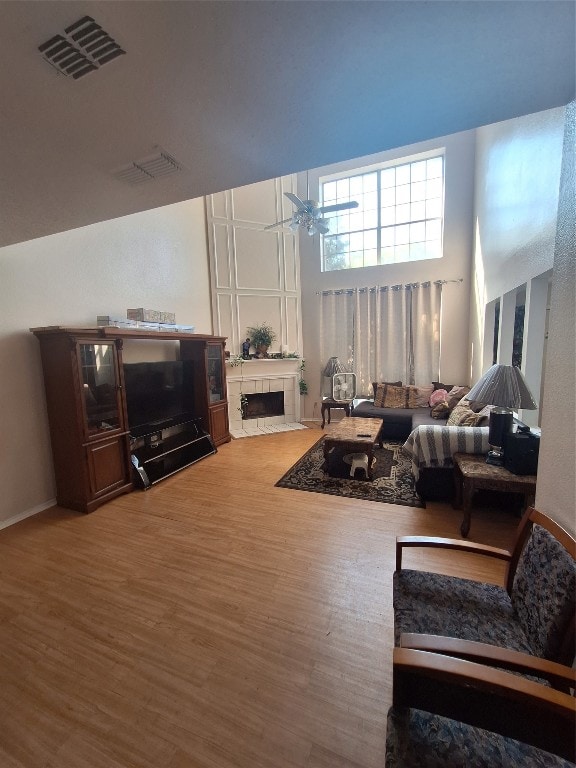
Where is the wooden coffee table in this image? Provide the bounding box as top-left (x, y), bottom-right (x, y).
top-left (453, 452), bottom-right (537, 538)
top-left (323, 417), bottom-right (383, 479)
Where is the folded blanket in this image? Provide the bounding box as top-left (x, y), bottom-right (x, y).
top-left (403, 425), bottom-right (490, 480)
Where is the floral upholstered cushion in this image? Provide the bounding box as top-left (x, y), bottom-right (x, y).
top-left (511, 524), bottom-right (576, 660)
top-left (393, 570), bottom-right (534, 653)
top-left (385, 707), bottom-right (573, 767)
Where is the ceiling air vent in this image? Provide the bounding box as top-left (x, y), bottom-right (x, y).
top-left (113, 151), bottom-right (183, 185)
top-left (38, 16), bottom-right (125, 79)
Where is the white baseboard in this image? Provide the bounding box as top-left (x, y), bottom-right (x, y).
top-left (0, 499), bottom-right (56, 530)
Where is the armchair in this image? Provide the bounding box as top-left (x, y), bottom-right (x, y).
top-left (386, 646), bottom-right (576, 766)
top-left (393, 507), bottom-right (576, 665)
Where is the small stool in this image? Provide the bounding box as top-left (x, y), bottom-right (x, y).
top-left (348, 453), bottom-right (369, 479)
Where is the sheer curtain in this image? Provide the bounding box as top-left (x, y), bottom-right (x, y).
top-left (320, 282), bottom-right (442, 397)
top-left (320, 290), bottom-right (355, 378)
top-left (409, 281), bottom-right (442, 385)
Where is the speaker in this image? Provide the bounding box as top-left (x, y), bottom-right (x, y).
top-left (486, 408), bottom-right (513, 464)
top-left (488, 409), bottom-right (514, 447)
top-left (504, 431), bottom-right (540, 475)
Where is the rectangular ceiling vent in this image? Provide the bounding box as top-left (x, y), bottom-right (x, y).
top-left (113, 151), bottom-right (183, 185)
top-left (38, 16), bottom-right (125, 80)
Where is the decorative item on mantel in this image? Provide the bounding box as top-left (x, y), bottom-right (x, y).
top-left (247, 323), bottom-right (277, 359)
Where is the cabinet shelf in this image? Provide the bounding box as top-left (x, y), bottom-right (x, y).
top-left (130, 418), bottom-right (216, 488)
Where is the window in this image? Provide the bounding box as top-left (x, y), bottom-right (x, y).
top-left (321, 153), bottom-right (445, 271)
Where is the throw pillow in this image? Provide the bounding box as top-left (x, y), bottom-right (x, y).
top-left (433, 381), bottom-right (455, 392)
top-left (429, 389), bottom-right (449, 406)
top-left (414, 384), bottom-right (434, 407)
top-left (476, 404), bottom-right (495, 426)
top-left (447, 386), bottom-right (471, 410)
top-left (458, 397), bottom-right (487, 413)
top-left (447, 404), bottom-right (484, 427)
top-left (431, 402), bottom-right (450, 419)
top-left (371, 380), bottom-right (402, 399)
top-left (374, 384), bottom-right (410, 408)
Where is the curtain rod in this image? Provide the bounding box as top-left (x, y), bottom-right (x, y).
top-left (317, 278), bottom-right (463, 296)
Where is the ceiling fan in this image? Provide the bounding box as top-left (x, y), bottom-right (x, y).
top-left (265, 179), bottom-right (358, 236)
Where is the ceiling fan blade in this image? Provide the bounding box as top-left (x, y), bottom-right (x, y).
top-left (263, 217), bottom-right (293, 230)
top-left (319, 201), bottom-right (359, 214)
top-left (315, 221), bottom-right (330, 235)
top-left (285, 192), bottom-right (306, 209)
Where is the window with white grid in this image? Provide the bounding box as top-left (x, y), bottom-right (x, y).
top-left (321, 153), bottom-right (444, 271)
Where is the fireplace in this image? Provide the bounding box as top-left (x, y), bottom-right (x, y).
top-left (225, 358), bottom-right (302, 438)
top-left (243, 391), bottom-right (284, 420)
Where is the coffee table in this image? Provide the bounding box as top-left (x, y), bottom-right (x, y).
top-left (323, 417), bottom-right (383, 479)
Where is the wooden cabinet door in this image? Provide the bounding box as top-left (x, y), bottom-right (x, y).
top-left (209, 402), bottom-right (230, 446)
top-left (86, 436), bottom-right (131, 499)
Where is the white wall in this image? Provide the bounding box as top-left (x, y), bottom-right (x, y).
top-left (299, 130), bottom-right (476, 420)
top-left (536, 101), bottom-right (575, 535)
top-left (470, 104), bottom-right (574, 533)
top-left (469, 107), bottom-right (565, 383)
top-left (0, 198), bottom-right (212, 527)
top-left (206, 176), bottom-right (302, 358)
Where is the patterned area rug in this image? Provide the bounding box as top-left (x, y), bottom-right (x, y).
top-left (275, 436), bottom-right (423, 507)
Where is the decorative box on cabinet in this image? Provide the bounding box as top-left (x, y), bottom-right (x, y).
top-left (30, 329), bottom-right (133, 513)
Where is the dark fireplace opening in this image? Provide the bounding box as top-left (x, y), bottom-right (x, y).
top-left (243, 391), bottom-right (284, 420)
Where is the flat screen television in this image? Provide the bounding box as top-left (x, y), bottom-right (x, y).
top-left (123, 360), bottom-right (196, 436)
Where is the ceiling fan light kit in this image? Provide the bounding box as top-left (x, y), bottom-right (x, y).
top-left (265, 191), bottom-right (359, 236)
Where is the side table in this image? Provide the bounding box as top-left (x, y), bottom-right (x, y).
top-left (321, 398), bottom-right (353, 429)
top-left (453, 452), bottom-right (537, 538)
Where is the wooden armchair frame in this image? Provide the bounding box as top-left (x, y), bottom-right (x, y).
top-left (395, 506), bottom-right (576, 665)
top-left (400, 633), bottom-right (575, 692)
top-left (392, 647), bottom-right (576, 762)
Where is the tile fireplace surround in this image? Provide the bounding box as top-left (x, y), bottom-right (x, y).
top-left (225, 358), bottom-right (305, 439)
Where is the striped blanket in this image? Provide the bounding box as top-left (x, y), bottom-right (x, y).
top-left (403, 425), bottom-right (490, 480)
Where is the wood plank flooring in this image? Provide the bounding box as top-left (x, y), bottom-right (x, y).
top-left (0, 425), bottom-right (520, 768)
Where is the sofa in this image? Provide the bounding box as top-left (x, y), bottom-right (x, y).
top-left (352, 381), bottom-right (493, 501)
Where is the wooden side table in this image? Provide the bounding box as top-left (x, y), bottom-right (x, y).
top-left (453, 452), bottom-right (537, 538)
top-left (321, 398), bottom-right (353, 429)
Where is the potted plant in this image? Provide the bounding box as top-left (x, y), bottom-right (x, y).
top-left (247, 323), bottom-right (276, 359)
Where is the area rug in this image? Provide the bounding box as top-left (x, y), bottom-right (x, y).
top-left (275, 436), bottom-right (423, 507)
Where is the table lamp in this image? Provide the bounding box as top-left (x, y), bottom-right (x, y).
top-left (466, 364), bottom-right (537, 465)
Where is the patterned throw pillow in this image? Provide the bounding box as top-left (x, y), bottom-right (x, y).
top-left (429, 389), bottom-right (449, 407)
top-left (459, 397), bottom-right (487, 413)
top-left (446, 386), bottom-right (471, 410)
top-left (431, 402), bottom-right (450, 419)
top-left (413, 385), bottom-right (434, 407)
top-left (372, 380), bottom-right (402, 398)
top-left (374, 384), bottom-right (410, 408)
top-left (447, 404), bottom-right (484, 427)
top-left (433, 381), bottom-right (455, 392)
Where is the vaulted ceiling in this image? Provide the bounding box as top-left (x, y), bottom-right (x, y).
top-left (0, 0), bottom-right (574, 248)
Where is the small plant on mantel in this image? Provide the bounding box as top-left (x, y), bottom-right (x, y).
top-left (247, 323), bottom-right (277, 359)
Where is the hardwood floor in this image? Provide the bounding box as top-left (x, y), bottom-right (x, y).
top-left (0, 425), bottom-right (520, 768)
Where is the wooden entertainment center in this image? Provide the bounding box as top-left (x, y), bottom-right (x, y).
top-left (30, 326), bottom-right (230, 513)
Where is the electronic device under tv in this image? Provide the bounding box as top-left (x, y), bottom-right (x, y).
top-left (123, 360), bottom-right (196, 437)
